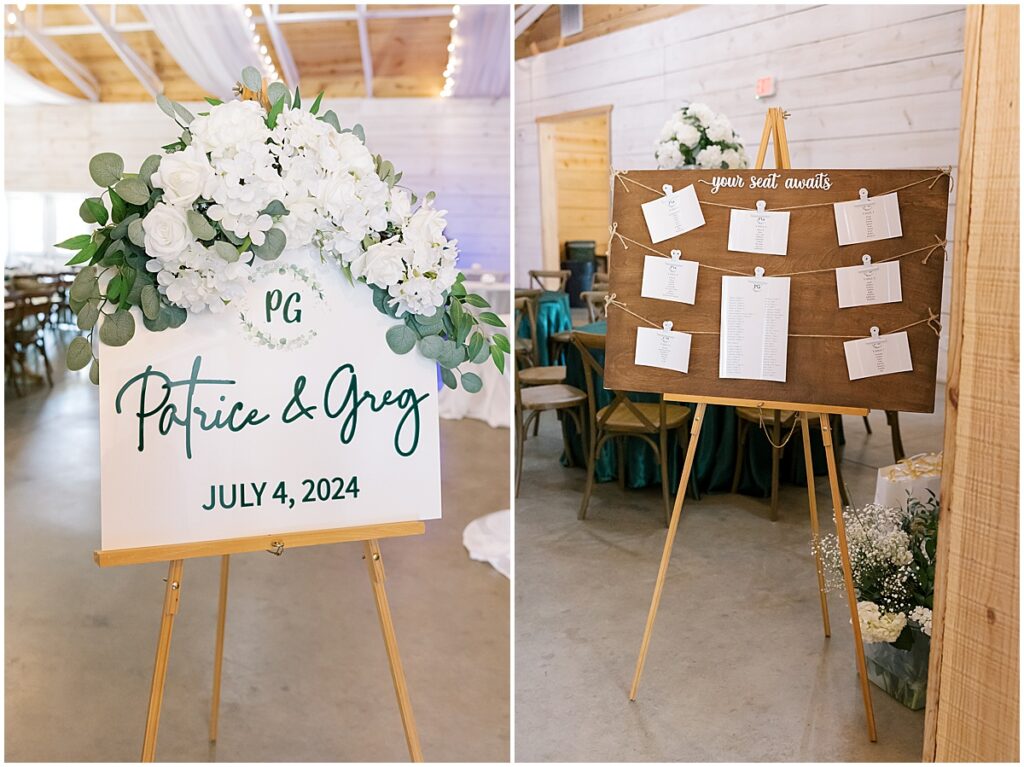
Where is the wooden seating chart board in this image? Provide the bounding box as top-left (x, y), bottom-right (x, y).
top-left (604, 169), bottom-right (950, 413)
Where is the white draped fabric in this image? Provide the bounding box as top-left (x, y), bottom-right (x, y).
top-left (140, 5), bottom-right (265, 100)
top-left (452, 5), bottom-right (510, 98)
top-left (4, 62), bottom-right (83, 105)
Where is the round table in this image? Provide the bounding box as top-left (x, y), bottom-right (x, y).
top-left (516, 290), bottom-right (572, 366)
top-left (561, 320), bottom-right (837, 497)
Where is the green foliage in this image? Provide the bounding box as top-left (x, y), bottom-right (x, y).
top-left (318, 110), bottom-right (341, 133)
top-left (55, 234), bottom-right (92, 251)
top-left (252, 228), bottom-right (287, 260)
top-left (267, 81), bottom-right (291, 110)
top-left (113, 177), bottom-right (150, 205)
top-left (266, 95), bottom-right (286, 129)
top-left (89, 152), bottom-right (124, 187)
top-left (241, 66), bottom-right (263, 92)
top-left (386, 324), bottom-right (417, 355)
top-left (99, 309), bottom-right (135, 347)
top-left (66, 336), bottom-right (92, 370)
top-left (309, 91), bottom-right (324, 115)
top-left (186, 210), bottom-right (216, 240)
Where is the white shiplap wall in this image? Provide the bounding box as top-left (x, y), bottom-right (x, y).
top-left (5, 97), bottom-right (510, 273)
top-left (516, 4), bottom-right (964, 380)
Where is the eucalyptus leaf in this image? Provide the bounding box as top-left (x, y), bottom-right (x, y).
top-left (319, 110), bottom-right (341, 133)
top-left (266, 81), bottom-right (290, 109)
top-left (89, 152), bottom-right (124, 188)
top-left (261, 199), bottom-right (288, 217)
top-left (69, 267), bottom-right (98, 302)
top-left (114, 177), bottom-right (150, 205)
top-left (140, 285), bottom-right (161, 320)
top-left (252, 228), bottom-right (286, 260)
top-left (241, 66), bottom-right (263, 93)
top-left (66, 336), bottom-right (93, 371)
top-left (418, 335), bottom-right (444, 360)
top-left (140, 154), bottom-right (161, 184)
top-left (211, 240), bottom-right (240, 263)
top-left (163, 304), bottom-right (187, 328)
top-left (76, 302), bottom-right (100, 331)
top-left (460, 372), bottom-right (483, 393)
top-left (186, 210), bottom-right (216, 240)
top-left (440, 368), bottom-right (457, 390)
top-left (352, 123), bottom-right (365, 143)
top-left (79, 200), bottom-right (98, 224)
top-left (110, 212), bottom-right (139, 241)
top-left (89, 357), bottom-right (100, 385)
top-left (471, 340), bottom-right (490, 364)
top-left (143, 311), bottom-right (169, 332)
top-left (156, 93), bottom-right (177, 121)
top-left (99, 309), bottom-right (135, 347)
top-left (172, 101), bottom-right (195, 124)
top-left (385, 325), bottom-right (417, 355)
top-left (128, 218), bottom-right (146, 247)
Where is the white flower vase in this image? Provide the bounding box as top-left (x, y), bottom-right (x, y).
top-left (863, 626), bottom-right (930, 710)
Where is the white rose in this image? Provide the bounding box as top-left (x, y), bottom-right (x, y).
top-left (151, 145), bottom-right (214, 207)
top-left (404, 205), bottom-right (448, 245)
top-left (358, 238), bottom-right (411, 288)
top-left (143, 203), bottom-right (194, 262)
top-left (674, 122), bottom-right (701, 149)
top-left (655, 142), bottom-right (684, 170)
top-left (388, 187), bottom-right (413, 226)
top-left (720, 148), bottom-right (746, 169)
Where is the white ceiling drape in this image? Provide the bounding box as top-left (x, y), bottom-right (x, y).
top-left (139, 4), bottom-right (265, 101)
top-left (452, 5), bottom-right (510, 98)
top-left (4, 61), bottom-right (84, 104)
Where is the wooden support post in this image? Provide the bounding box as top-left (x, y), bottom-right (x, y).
top-left (363, 539), bottom-right (424, 762)
top-left (141, 559), bottom-right (184, 762)
top-left (819, 413), bottom-right (877, 742)
top-left (209, 554), bottom-right (230, 742)
top-left (801, 413), bottom-right (831, 638)
top-left (630, 402), bottom-right (707, 701)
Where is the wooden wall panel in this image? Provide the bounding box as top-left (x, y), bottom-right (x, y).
top-left (4, 98), bottom-right (510, 272)
top-left (516, 4), bottom-right (964, 380)
top-left (924, 5), bottom-right (1019, 761)
top-left (552, 113), bottom-right (610, 258)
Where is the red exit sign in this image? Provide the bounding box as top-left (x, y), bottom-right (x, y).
top-left (755, 76), bottom-right (776, 99)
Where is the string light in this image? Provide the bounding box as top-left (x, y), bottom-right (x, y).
top-left (236, 6), bottom-right (277, 84)
top-left (439, 5), bottom-right (461, 98)
top-left (7, 11), bottom-right (17, 25)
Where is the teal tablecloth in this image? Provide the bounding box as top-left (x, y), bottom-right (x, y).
top-left (561, 320), bottom-right (836, 496)
top-left (517, 291), bottom-right (572, 366)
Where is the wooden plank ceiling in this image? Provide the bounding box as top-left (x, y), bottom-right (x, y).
top-left (4, 3), bottom-right (453, 101)
top-left (515, 4), bottom-right (695, 59)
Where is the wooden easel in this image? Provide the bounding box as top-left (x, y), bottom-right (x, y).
top-left (628, 107), bottom-right (878, 742)
top-left (95, 521), bottom-right (426, 762)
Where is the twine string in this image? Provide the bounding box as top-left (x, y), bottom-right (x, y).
top-left (757, 407), bottom-right (801, 449)
top-left (608, 229), bottom-right (947, 278)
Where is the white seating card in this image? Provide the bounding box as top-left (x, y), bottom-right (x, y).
top-left (635, 323), bottom-right (692, 374)
top-left (640, 251), bottom-right (699, 304)
top-left (833, 190), bottom-right (903, 246)
top-left (640, 184), bottom-right (706, 243)
top-left (727, 201), bottom-right (790, 256)
top-left (844, 329), bottom-right (913, 380)
top-left (719, 270), bottom-right (791, 382)
top-left (835, 256), bottom-right (903, 308)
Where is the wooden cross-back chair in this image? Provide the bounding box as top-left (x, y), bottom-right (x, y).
top-left (572, 331), bottom-right (693, 526)
top-left (529, 269), bottom-right (571, 292)
top-left (514, 365), bottom-right (586, 497)
top-left (580, 290), bottom-right (609, 323)
top-left (514, 296), bottom-right (538, 370)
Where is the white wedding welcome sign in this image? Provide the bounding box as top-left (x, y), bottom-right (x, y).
top-left (98, 246), bottom-right (442, 552)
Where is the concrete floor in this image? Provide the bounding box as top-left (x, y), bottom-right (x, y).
top-left (5, 360), bottom-right (510, 761)
top-left (515, 392), bottom-right (944, 762)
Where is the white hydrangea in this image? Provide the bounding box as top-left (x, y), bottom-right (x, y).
top-left (147, 242), bottom-right (251, 314)
top-left (674, 122), bottom-right (701, 148)
top-left (858, 601), bottom-right (907, 644)
top-left (705, 115), bottom-right (735, 143)
top-left (189, 100), bottom-right (271, 160)
top-left (909, 606), bottom-right (932, 637)
top-left (720, 148), bottom-right (745, 169)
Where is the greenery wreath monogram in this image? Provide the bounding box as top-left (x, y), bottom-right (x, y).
top-left (58, 67), bottom-right (509, 393)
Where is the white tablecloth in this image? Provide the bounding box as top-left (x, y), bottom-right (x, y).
top-left (462, 509), bottom-right (510, 578)
top-left (462, 279), bottom-right (511, 315)
top-left (437, 313), bottom-right (510, 428)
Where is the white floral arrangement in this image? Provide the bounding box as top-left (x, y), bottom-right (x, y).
top-left (654, 102), bottom-right (749, 170)
top-left (818, 494), bottom-right (938, 648)
top-left (58, 68), bottom-right (508, 392)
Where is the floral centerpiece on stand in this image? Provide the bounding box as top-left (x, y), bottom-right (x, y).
top-left (818, 492), bottom-right (939, 709)
top-left (57, 67), bottom-right (508, 392)
top-left (654, 102), bottom-right (749, 170)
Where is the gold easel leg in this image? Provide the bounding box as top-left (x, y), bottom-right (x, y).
top-left (209, 554), bottom-right (230, 742)
top-left (819, 414), bottom-right (878, 742)
top-left (630, 402), bottom-right (707, 701)
top-left (801, 413), bottom-right (831, 637)
top-left (363, 539), bottom-right (424, 762)
top-left (141, 559), bottom-right (184, 762)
